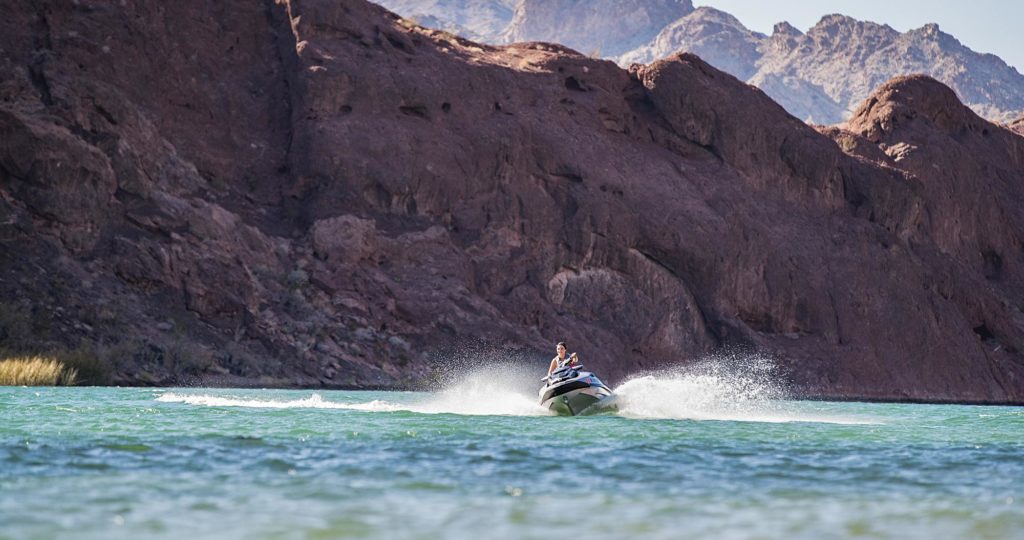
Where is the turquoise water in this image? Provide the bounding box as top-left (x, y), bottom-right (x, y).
top-left (2, 367), bottom-right (1023, 539)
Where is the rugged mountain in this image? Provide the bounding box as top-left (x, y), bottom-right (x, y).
top-left (618, 7), bottom-right (764, 80)
top-left (373, 1), bottom-right (1024, 124)
top-left (501, 0), bottom-right (694, 58)
top-left (375, 0), bottom-right (518, 42)
top-left (1, 0), bottom-right (1023, 402)
top-left (754, 17), bottom-right (1024, 124)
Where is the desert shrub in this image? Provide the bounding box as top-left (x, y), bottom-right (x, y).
top-left (0, 356), bottom-right (77, 386)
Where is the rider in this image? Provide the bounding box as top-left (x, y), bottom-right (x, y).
top-left (547, 341), bottom-right (579, 376)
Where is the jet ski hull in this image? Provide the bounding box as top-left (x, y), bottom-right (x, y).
top-left (539, 369), bottom-right (617, 416)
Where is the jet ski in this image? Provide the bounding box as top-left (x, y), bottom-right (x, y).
top-left (539, 362), bottom-right (616, 416)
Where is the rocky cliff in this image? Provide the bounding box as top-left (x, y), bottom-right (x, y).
top-left (375, 0), bottom-right (1024, 124)
top-left (1, 0), bottom-right (1023, 402)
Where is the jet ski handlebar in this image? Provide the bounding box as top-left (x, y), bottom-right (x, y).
top-left (541, 364), bottom-right (584, 382)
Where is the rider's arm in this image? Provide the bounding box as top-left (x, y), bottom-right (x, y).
top-left (548, 358), bottom-right (558, 375)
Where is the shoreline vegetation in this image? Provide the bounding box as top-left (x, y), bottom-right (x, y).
top-left (0, 339), bottom-right (114, 386)
top-left (0, 356), bottom-right (77, 386)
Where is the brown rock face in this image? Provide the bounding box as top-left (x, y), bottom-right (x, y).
top-left (843, 76), bottom-right (1024, 295)
top-left (1, 0), bottom-right (1022, 402)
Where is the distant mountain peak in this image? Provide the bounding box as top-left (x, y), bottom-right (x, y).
top-left (812, 13), bottom-right (861, 28)
top-left (772, 21), bottom-right (803, 37)
top-left (690, 5), bottom-right (729, 17)
top-left (688, 5), bottom-right (759, 31)
top-left (807, 14), bottom-right (896, 36)
top-left (503, 0), bottom-right (696, 57)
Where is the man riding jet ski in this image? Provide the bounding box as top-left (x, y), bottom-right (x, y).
top-left (539, 342), bottom-right (616, 416)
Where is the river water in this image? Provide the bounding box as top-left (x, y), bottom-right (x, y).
top-left (2, 364), bottom-right (1023, 539)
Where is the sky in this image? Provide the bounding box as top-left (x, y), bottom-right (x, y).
top-left (696, 0), bottom-right (1024, 72)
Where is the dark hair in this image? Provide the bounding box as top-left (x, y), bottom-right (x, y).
top-left (556, 342), bottom-right (567, 348)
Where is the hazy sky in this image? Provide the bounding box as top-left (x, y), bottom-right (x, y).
top-left (696, 0), bottom-right (1024, 72)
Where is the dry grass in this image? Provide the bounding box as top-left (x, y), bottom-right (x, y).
top-left (0, 356), bottom-right (78, 386)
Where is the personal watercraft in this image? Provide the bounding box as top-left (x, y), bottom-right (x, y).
top-left (539, 363), bottom-right (616, 416)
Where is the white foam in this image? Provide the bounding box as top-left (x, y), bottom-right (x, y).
top-left (155, 367), bottom-right (549, 417)
top-left (611, 359), bottom-right (879, 425)
top-left (156, 392), bottom-right (402, 412)
top-left (155, 357), bottom-right (878, 424)
top-left (407, 369), bottom-right (550, 416)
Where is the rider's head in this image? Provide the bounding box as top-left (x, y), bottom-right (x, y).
top-left (556, 342), bottom-right (567, 358)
